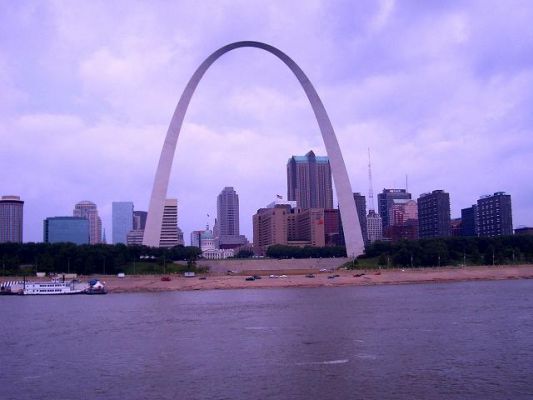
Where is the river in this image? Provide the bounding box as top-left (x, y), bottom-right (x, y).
top-left (1, 280), bottom-right (532, 399)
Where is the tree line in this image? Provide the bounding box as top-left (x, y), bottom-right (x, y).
top-left (363, 235), bottom-right (533, 267)
top-left (1, 235), bottom-right (532, 276)
top-left (261, 235), bottom-right (533, 267)
top-left (0, 242), bottom-right (201, 276)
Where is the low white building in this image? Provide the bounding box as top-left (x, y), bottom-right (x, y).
top-left (202, 248), bottom-right (235, 260)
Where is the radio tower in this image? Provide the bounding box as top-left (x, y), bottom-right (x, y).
top-left (366, 148), bottom-right (382, 242)
top-left (368, 148), bottom-right (375, 212)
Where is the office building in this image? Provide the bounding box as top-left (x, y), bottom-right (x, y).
top-left (112, 202), bottom-right (134, 244)
top-left (125, 211), bottom-right (148, 246)
top-left (217, 187), bottom-right (248, 249)
top-left (176, 227), bottom-right (184, 246)
top-left (217, 187), bottom-right (239, 236)
top-left (417, 190), bottom-right (451, 238)
top-left (378, 189), bottom-right (412, 233)
top-left (133, 211), bottom-right (148, 230)
top-left (253, 203), bottom-right (327, 256)
top-left (0, 195), bottom-right (24, 243)
top-left (43, 217), bottom-right (89, 245)
top-left (253, 205), bottom-right (290, 255)
top-left (191, 230), bottom-right (203, 248)
top-left (160, 198), bottom-right (179, 248)
top-left (477, 192), bottom-right (513, 237)
top-left (353, 193), bottom-right (368, 244)
top-left (461, 205), bottom-right (478, 237)
top-left (287, 150), bottom-right (333, 209)
top-left (450, 218), bottom-right (462, 236)
top-left (126, 230), bottom-right (144, 245)
top-left (324, 209), bottom-right (341, 246)
top-left (73, 201), bottom-right (102, 244)
top-left (367, 210), bottom-right (383, 243)
top-left (385, 199), bottom-right (418, 241)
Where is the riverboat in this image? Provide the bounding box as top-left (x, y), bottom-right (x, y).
top-left (23, 279), bottom-right (86, 295)
top-left (1, 277), bottom-right (107, 296)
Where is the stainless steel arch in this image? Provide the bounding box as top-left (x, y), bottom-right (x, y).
top-left (143, 41), bottom-right (364, 257)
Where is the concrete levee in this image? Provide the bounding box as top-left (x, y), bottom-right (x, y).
top-left (195, 257), bottom-right (350, 274)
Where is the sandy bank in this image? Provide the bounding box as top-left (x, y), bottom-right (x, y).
top-left (95, 264), bottom-right (533, 293)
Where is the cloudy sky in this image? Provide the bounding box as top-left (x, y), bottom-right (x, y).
top-left (1, 0), bottom-right (532, 243)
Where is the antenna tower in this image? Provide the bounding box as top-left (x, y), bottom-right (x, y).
top-left (368, 148), bottom-right (375, 212)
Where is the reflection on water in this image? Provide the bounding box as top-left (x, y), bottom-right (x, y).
top-left (1, 280), bottom-right (533, 399)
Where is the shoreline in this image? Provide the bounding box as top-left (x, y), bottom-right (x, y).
top-left (3, 265), bottom-right (532, 294)
top-left (72, 264), bottom-right (533, 293)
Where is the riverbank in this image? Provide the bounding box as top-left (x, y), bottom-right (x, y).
top-left (88, 264), bottom-right (533, 293)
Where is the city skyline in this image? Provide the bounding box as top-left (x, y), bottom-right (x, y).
top-left (2, 1), bottom-right (532, 242)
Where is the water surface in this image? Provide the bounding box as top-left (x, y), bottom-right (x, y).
top-left (1, 280), bottom-right (532, 399)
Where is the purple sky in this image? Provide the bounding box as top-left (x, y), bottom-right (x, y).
top-left (1, 0), bottom-right (532, 243)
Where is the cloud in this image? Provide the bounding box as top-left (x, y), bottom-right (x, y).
top-left (1, 0), bottom-right (533, 243)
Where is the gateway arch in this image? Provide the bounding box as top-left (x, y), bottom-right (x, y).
top-left (143, 41), bottom-right (364, 257)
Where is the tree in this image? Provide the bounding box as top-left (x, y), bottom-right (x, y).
top-left (234, 249), bottom-right (254, 258)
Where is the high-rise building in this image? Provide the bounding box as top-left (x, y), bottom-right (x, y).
top-left (133, 211), bottom-right (147, 230)
top-left (112, 202), bottom-right (134, 244)
top-left (385, 199), bottom-right (418, 241)
top-left (417, 190), bottom-right (451, 238)
top-left (126, 229), bottom-right (144, 245)
top-left (176, 227), bottom-right (184, 246)
top-left (366, 210), bottom-right (383, 243)
top-left (353, 193), bottom-right (368, 244)
top-left (378, 189), bottom-right (412, 233)
top-left (216, 187), bottom-right (248, 248)
top-left (191, 230), bottom-right (203, 248)
top-left (253, 205), bottom-right (290, 255)
top-left (43, 217), bottom-right (89, 245)
top-left (217, 187), bottom-right (239, 236)
top-left (450, 218), bottom-right (462, 236)
top-left (0, 195), bottom-right (24, 243)
top-left (287, 150), bottom-right (333, 209)
top-left (461, 205), bottom-right (478, 237)
top-left (73, 201), bottom-right (102, 244)
top-left (324, 209), bottom-right (341, 246)
top-left (126, 211), bottom-right (148, 246)
top-left (365, 150), bottom-right (383, 244)
top-left (159, 199), bottom-right (179, 248)
top-left (477, 192), bottom-right (513, 237)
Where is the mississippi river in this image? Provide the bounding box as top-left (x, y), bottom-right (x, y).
top-left (1, 280), bottom-right (532, 399)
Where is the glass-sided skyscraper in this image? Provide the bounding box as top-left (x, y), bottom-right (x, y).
top-left (43, 217), bottom-right (89, 245)
top-left (112, 202), bottom-right (134, 244)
